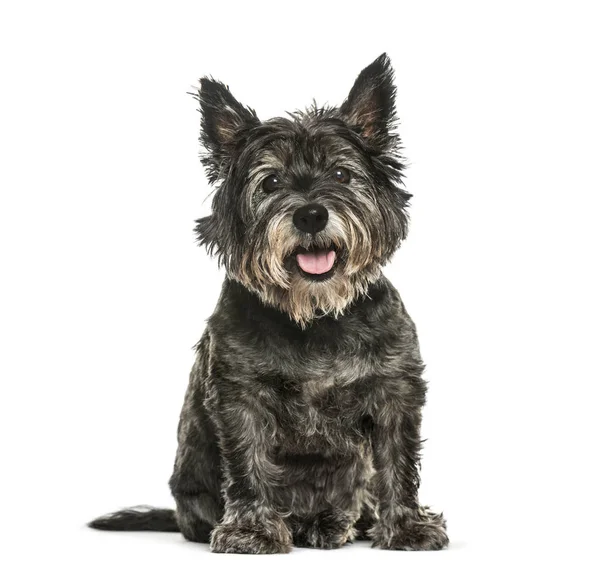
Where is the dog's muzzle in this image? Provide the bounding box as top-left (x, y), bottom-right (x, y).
top-left (291, 204), bottom-right (336, 277)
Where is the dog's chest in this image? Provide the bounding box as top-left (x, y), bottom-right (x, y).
top-left (265, 352), bottom-right (375, 453)
top-left (301, 374), bottom-right (336, 399)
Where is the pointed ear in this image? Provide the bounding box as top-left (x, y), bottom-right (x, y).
top-left (194, 78), bottom-right (259, 181)
top-left (339, 53), bottom-right (397, 149)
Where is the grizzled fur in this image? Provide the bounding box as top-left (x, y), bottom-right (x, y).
top-left (89, 54), bottom-right (449, 553)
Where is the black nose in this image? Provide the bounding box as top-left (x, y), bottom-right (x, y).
top-left (293, 203), bottom-right (329, 235)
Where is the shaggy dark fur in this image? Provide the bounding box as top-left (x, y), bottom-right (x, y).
top-left (89, 53), bottom-right (449, 553)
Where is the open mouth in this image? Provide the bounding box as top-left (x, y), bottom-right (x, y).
top-left (294, 244), bottom-right (337, 281)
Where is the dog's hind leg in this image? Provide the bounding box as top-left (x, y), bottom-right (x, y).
top-left (289, 456), bottom-right (372, 549)
top-left (354, 493), bottom-right (377, 540)
top-left (291, 508), bottom-right (357, 549)
top-left (173, 494), bottom-right (218, 543)
top-left (89, 333), bottom-right (222, 538)
top-left (169, 332), bottom-right (224, 543)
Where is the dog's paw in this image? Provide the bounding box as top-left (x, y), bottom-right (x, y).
top-left (370, 506), bottom-right (449, 551)
top-left (353, 509), bottom-right (376, 541)
top-left (210, 518), bottom-right (292, 554)
top-left (292, 510), bottom-right (356, 549)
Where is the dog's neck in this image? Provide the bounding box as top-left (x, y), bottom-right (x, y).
top-left (218, 276), bottom-right (397, 335)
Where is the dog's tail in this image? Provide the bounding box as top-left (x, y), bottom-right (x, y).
top-left (88, 506), bottom-right (179, 532)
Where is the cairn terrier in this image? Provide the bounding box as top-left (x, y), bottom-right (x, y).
top-left (89, 53), bottom-right (449, 554)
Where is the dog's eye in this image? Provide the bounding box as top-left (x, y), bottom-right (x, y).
top-left (333, 167), bottom-right (351, 184)
top-left (262, 174), bottom-right (281, 193)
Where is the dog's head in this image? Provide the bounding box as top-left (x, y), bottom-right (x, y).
top-left (194, 54), bottom-right (410, 326)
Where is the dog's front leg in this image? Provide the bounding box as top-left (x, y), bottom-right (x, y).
top-left (208, 390), bottom-right (292, 554)
top-left (368, 381), bottom-right (449, 551)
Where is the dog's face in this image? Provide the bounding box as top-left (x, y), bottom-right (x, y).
top-left (195, 54), bottom-right (410, 326)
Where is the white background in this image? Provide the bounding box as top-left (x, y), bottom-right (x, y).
top-left (1, 1), bottom-right (599, 575)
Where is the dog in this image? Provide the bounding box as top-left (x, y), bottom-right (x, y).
top-left (89, 53), bottom-right (449, 553)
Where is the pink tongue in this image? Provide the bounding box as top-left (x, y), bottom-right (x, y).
top-left (296, 250), bottom-right (336, 275)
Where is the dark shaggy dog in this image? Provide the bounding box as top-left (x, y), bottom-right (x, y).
top-left (89, 54), bottom-right (449, 553)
